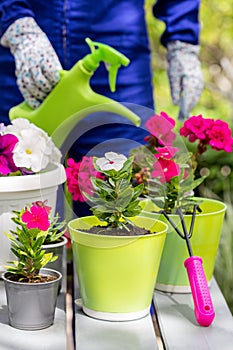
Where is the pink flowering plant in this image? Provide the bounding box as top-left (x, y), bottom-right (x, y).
top-left (65, 156), bottom-right (104, 202)
top-left (5, 201), bottom-right (66, 282)
top-left (66, 152), bottom-right (144, 231)
top-left (0, 118), bottom-right (61, 176)
top-left (130, 112), bottom-right (233, 214)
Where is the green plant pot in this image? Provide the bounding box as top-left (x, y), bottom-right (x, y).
top-left (141, 198), bottom-right (227, 293)
top-left (68, 216), bottom-right (167, 321)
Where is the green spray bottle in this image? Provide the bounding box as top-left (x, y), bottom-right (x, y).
top-left (9, 38), bottom-right (141, 148)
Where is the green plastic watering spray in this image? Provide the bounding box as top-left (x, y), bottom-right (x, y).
top-left (9, 38), bottom-right (141, 148)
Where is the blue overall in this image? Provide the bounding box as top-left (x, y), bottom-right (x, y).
top-left (0, 0), bottom-right (200, 156)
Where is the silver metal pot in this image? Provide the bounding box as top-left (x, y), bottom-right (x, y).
top-left (2, 268), bottom-right (62, 330)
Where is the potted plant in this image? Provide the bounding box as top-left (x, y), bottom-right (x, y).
top-left (67, 152), bottom-right (168, 321)
top-left (130, 112), bottom-right (231, 292)
top-left (0, 118), bottom-right (66, 270)
top-left (2, 201), bottom-right (62, 330)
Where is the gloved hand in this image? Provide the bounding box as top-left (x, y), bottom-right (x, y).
top-left (167, 40), bottom-right (203, 120)
top-left (1, 17), bottom-right (62, 108)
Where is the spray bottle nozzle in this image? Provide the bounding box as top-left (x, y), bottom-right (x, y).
top-left (83, 37), bottom-right (130, 92)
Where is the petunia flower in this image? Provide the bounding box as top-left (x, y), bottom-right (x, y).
top-left (12, 129), bottom-right (50, 172)
top-left (96, 152), bottom-right (127, 171)
top-left (21, 204), bottom-right (50, 231)
top-left (4, 118), bottom-right (62, 173)
top-left (0, 134), bottom-right (19, 175)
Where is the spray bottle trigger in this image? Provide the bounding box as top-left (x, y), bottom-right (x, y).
top-left (104, 63), bottom-right (120, 92)
top-left (85, 37), bottom-right (130, 92)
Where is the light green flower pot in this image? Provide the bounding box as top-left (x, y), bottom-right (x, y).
top-left (68, 216), bottom-right (167, 321)
top-left (141, 198), bottom-right (226, 293)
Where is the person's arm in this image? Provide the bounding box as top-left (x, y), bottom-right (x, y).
top-left (153, 0), bottom-right (200, 46)
top-left (153, 0), bottom-right (203, 119)
top-left (0, 2), bottom-right (62, 108)
top-left (0, 0), bottom-right (35, 37)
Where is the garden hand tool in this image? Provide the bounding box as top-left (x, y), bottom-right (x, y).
top-left (9, 38), bottom-right (141, 148)
top-left (162, 205), bottom-right (215, 327)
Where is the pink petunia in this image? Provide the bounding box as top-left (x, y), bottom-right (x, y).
top-left (21, 204), bottom-right (50, 231)
top-left (0, 134), bottom-right (19, 175)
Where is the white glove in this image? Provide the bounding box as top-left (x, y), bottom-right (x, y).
top-left (167, 40), bottom-right (204, 120)
top-left (1, 17), bottom-right (62, 108)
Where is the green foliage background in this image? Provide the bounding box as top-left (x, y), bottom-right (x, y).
top-left (145, 0), bottom-right (233, 313)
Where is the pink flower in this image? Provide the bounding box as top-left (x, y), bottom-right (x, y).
top-left (155, 146), bottom-right (179, 159)
top-left (0, 134), bottom-right (19, 175)
top-left (180, 115), bottom-right (233, 154)
top-left (180, 115), bottom-right (213, 142)
top-left (65, 157), bottom-right (104, 202)
top-left (207, 119), bottom-right (233, 152)
top-left (151, 158), bottom-right (180, 183)
top-left (145, 112), bottom-right (176, 146)
top-left (21, 204), bottom-right (50, 231)
top-left (32, 200), bottom-right (52, 215)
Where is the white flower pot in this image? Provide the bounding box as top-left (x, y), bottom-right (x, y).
top-left (0, 163), bottom-right (66, 272)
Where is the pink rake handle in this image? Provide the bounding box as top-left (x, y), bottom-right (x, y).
top-left (184, 256), bottom-right (215, 327)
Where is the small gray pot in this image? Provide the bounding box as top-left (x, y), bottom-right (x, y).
top-left (2, 268), bottom-right (62, 330)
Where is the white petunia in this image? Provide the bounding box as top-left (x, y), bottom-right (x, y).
top-left (5, 118), bottom-right (62, 170)
top-left (96, 152), bottom-right (127, 171)
top-left (12, 129), bottom-right (49, 172)
top-left (0, 123), bottom-right (6, 134)
top-left (4, 118), bottom-right (32, 135)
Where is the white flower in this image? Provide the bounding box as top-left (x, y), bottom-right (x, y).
top-left (4, 118), bottom-right (32, 135)
top-left (13, 129), bottom-right (50, 172)
top-left (96, 152), bottom-right (127, 171)
top-left (5, 118), bottom-right (62, 172)
top-left (0, 123), bottom-right (6, 134)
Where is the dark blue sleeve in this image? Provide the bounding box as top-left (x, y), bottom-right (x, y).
top-left (0, 0), bottom-right (35, 37)
top-left (153, 0), bottom-right (200, 47)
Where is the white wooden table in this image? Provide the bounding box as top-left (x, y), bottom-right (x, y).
top-left (153, 279), bottom-right (233, 349)
top-left (75, 278), bottom-right (233, 350)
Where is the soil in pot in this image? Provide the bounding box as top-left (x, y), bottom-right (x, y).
top-left (5, 273), bottom-right (57, 283)
top-left (85, 225), bottom-right (152, 236)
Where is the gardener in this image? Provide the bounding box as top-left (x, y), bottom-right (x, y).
top-left (0, 1), bottom-right (203, 215)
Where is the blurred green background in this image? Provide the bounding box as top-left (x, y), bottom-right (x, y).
top-left (145, 0), bottom-right (233, 313)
